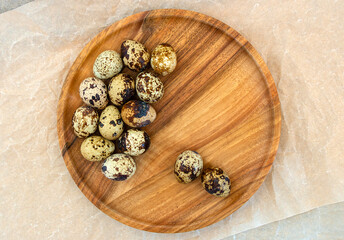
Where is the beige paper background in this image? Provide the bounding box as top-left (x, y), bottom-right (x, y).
top-left (0, 0), bottom-right (343, 239)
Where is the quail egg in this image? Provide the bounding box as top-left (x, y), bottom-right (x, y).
top-left (99, 105), bottom-right (123, 140)
top-left (93, 50), bottom-right (123, 79)
top-left (136, 71), bottom-right (164, 103)
top-left (80, 136), bottom-right (115, 162)
top-left (72, 106), bottom-right (99, 138)
top-left (174, 150), bottom-right (203, 184)
top-left (121, 40), bottom-right (150, 72)
top-left (108, 73), bottom-right (135, 106)
top-left (121, 100), bottom-right (156, 128)
top-left (102, 154), bottom-right (136, 181)
top-left (201, 168), bottom-right (231, 197)
top-left (151, 43), bottom-right (177, 76)
top-left (117, 129), bottom-right (150, 156)
top-left (79, 77), bottom-right (108, 109)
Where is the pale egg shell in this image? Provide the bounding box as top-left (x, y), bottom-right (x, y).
top-left (121, 100), bottom-right (156, 128)
top-left (93, 50), bottom-right (123, 79)
top-left (174, 150), bottom-right (203, 183)
top-left (108, 73), bottom-right (135, 106)
top-left (72, 106), bottom-right (99, 138)
top-left (121, 40), bottom-right (150, 72)
top-left (80, 136), bottom-right (115, 162)
top-left (102, 154), bottom-right (136, 181)
top-left (116, 129), bottom-right (150, 156)
top-left (151, 43), bottom-right (177, 76)
top-left (136, 71), bottom-right (164, 103)
top-left (79, 77), bottom-right (108, 109)
top-left (201, 168), bottom-right (231, 197)
top-left (99, 105), bottom-right (123, 140)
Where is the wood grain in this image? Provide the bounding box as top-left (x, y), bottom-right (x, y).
top-left (57, 9), bottom-right (281, 233)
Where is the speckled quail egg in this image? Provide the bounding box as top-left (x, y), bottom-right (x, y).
top-left (151, 43), bottom-right (177, 76)
top-left (174, 150), bottom-right (203, 184)
top-left (72, 106), bottom-right (99, 138)
top-left (93, 50), bottom-right (123, 79)
top-left (80, 136), bottom-right (115, 162)
top-left (201, 168), bottom-right (231, 197)
top-left (121, 100), bottom-right (156, 128)
top-left (108, 73), bottom-right (135, 106)
top-left (136, 71), bottom-right (164, 103)
top-left (102, 154), bottom-right (136, 181)
top-left (79, 77), bottom-right (108, 109)
top-left (121, 40), bottom-right (150, 72)
top-left (116, 129), bottom-right (150, 156)
top-left (99, 105), bottom-right (123, 140)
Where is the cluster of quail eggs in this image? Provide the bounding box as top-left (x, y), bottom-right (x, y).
top-left (72, 39), bottom-right (231, 198)
top-left (72, 40), bottom-right (177, 181)
top-left (174, 150), bottom-right (231, 197)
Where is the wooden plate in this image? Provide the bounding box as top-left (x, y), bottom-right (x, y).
top-left (57, 9), bottom-right (281, 233)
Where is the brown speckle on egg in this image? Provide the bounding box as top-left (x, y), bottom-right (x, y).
top-left (108, 73), bottom-right (135, 106)
top-left (121, 100), bottom-right (156, 128)
top-left (79, 77), bottom-right (108, 109)
top-left (102, 154), bottom-right (136, 181)
top-left (99, 105), bottom-right (123, 140)
top-left (72, 106), bottom-right (99, 138)
top-left (136, 71), bottom-right (164, 103)
top-left (80, 136), bottom-right (115, 162)
top-left (116, 129), bottom-right (150, 156)
top-left (121, 40), bottom-right (150, 72)
top-left (174, 150), bottom-right (203, 183)
top-left (201, 168), bottom-right (231, 197)
top-left (151, 43), bottom-right (177, 76)
top-left (93, 50), bottom-right (123, 79)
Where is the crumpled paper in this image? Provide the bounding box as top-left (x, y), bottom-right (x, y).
top-left (0, 0), bottom-right (343, 239)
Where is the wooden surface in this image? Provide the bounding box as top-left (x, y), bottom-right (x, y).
top-left (57, 9), bottom-right (281, 233)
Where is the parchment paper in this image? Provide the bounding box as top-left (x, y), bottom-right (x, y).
top-left (1, 0), bottom-right (343, 239)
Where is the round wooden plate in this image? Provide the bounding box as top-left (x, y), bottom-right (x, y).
top-left (57, 9), bottom-right (281, 233)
